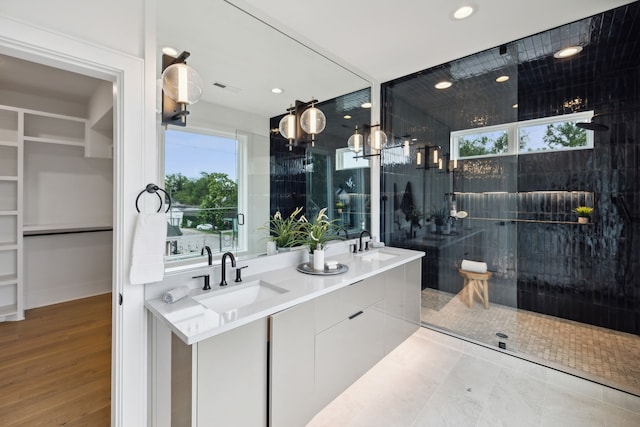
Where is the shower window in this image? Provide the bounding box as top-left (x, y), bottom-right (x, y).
top-left (452, 111), bottom-right (594, 159)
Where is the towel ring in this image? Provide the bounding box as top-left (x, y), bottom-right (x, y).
top-left (135, 183), bottom-right (172, 213)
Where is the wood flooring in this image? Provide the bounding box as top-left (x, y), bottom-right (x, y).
top-left (0, 293), bottom-right (112, 426)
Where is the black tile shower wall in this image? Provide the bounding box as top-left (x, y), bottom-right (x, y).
top-left (515, 45), bottom-right (640, 335)
top-left (381, 2), bottom-right (640, 334)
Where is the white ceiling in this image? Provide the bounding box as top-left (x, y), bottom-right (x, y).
top-left (236, 0), bottom-right (638, 83)
top-left (159, 0), bottom-right (635, 117)
top-left (1, 0), bottom-right (634, 117)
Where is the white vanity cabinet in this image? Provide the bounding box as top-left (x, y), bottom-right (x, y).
top-left (171, 317), bottom-right (269, 427)
top-left (314, 275), bottom-right (386, 410)
top-left (269, 259), bottom-right (421, 427)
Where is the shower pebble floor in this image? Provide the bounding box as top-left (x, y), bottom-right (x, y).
top-left (421, 287), bottom-right (640, 395)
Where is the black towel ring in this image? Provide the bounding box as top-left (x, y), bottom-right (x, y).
top-left (135, 183), bottom-right (172, 213)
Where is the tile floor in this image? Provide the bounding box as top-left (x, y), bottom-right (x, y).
top-left (421, 288), bottom-right (640, 395)
top-left (308, 327), bottom-right (640, 427)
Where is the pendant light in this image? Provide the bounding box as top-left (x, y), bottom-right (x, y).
top-left (347, 126), bottom-right (363, 154)
top-left (278, 105), bottom-right (296, 150)
top-left (278, 99), bottom-right (327, 148)
top-left (367, 128), bottom-right (387, 151)
top-left (161, 51), bottom-right (204, 127)
top-left (300, 99), bottom-right (326, 147)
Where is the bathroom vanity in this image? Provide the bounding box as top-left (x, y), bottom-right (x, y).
top-left (146, 245), bottom-right (424, 427)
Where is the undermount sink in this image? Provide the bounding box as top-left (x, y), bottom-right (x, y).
top-left (194, 280), bottom-right (288, 314)
top-left (357, 250), bottom-right (397, 261)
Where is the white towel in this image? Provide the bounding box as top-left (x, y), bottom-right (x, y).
top-left (163, 286), bottom-right (190, 304)
top-left (461, 259), bottom-right (487, 273)
top-left (326, 260), bottom-right (339, 270)
top-left (130, 212), bottom-right (167, 284)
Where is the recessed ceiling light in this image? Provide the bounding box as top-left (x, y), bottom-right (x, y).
top-left (554, 46), bottom-right (583, 59)
top-left (435, 81), bottom-right (452, 89)
top-left (343, 115), bottom-right (352, 119)
top-left (361, 102), bottom-right (372, 108)
top-left (271, 88), bottom-right (283, 94)
top-left (496, 75), bottom-right (510, 83)
top-left (162, 46), bottom-right (179, 56)
top-left (451, 4), bottom-right (476, 20)
top-left (411, 138), bottom-right (418, 141)
top-left (512, 103), bottom-right (519, 109)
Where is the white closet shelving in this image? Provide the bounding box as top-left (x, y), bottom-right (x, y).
top-left (0, 106), bottom-right (22, 320)
top-left (0, 99), bottom-right (113, 320)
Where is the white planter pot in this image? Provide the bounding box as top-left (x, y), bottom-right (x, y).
top-left (267, 241), bottom-right (277, 255)
top-left (313, 249), bottom-right (325, 271)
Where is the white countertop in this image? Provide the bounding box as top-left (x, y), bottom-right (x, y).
top-left (145, 246), bottom-right (424, 345)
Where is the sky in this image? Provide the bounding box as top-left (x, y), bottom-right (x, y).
top-left (165, 129), bottom-right (237, 181)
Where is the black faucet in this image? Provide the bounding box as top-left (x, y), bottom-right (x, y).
top-left (201, 245), bottom-right (212, 265)
top-left (219, 252), bottom-right (236, 286)
top-left (193, 274), bottom-right (211, 291)
top-left (337, 226), bottom-right (350, 240)
top-left (358, 229), bottom-right (371, 252)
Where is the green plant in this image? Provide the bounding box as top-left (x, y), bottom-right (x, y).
top-left (574, 206), bottom-right (594, 217)
top-left (430, 206), bottom-right (449, 226)
top-left (408, 207), bottom-right (424, 225)
top-left (302, 207), bottom-right (343, 253)
top-left (260, 207), bottom-right (306, 248)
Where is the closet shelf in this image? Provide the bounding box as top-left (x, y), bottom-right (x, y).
top-left (24, 136), bottom-right (84, 147)
top-left (23, 224), bottom-right (112, 236)
top-left (0, 274), bottom-right (18, 286)
top-left (0, 303), bottom-right (18, 318)
top-left (0, 243), bottom-right (18, 251)
top-left (0, 140), bottom-right (18, 147)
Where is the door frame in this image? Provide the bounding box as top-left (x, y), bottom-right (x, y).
top-left (0, 15), bottom-right (150, 426)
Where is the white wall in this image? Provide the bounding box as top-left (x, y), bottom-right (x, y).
top-left (0, 0), bottom-right (145, 57)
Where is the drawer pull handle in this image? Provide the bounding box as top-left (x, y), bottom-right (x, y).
top-left (349, 310), bottom-right (364, 320)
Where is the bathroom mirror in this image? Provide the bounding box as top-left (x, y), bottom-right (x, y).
top-left (157, 0), bottom-right (371, 263)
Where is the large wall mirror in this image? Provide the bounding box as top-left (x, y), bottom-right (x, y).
top-left (157, 0), bottom-right (371, 264)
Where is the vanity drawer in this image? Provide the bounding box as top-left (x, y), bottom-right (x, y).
top-left (314, 274), bottom-right (384, 333)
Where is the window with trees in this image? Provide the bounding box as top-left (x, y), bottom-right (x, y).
top-left (164, 129), bottom-right (240, 260)
top-left (451, 111), bottom-right (593, 160)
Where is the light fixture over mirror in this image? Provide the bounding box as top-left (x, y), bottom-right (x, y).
top-left (278, 98), bottom-right (327, 149)
top-left (367, 125), bottom-right (387, 151)
top-left (347, 125), bottom-right (363, 154)
top-left (161, 51), bottom-right (204, 126)
top-left (300, 99), bottom-right (326, 144)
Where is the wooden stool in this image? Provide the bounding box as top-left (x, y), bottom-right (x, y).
top-left (459, 269), bottom-right (491, 309)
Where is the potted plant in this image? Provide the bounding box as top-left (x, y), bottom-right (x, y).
top-left (574, 206), bottom-right (594, 224)
top-left (260, 207), bottom-right (306, 251)
top-left (302, 207), bottom-right (343, 270)
top-left (335, 200), bottom-right (345, 214)
top-left (430, 206), bottom-right (449, 234)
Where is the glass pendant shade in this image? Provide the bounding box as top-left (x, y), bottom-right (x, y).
top-left (347, 131), bottom-right (363, 153)
top-left (278, 112), bottom-right (296, 140)
top-left (367, 130), bottom-right (387, 151)
top-left (162, 63), bottom-right (204, 105)
top-left (300, 106), bottom-right (326, 135)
